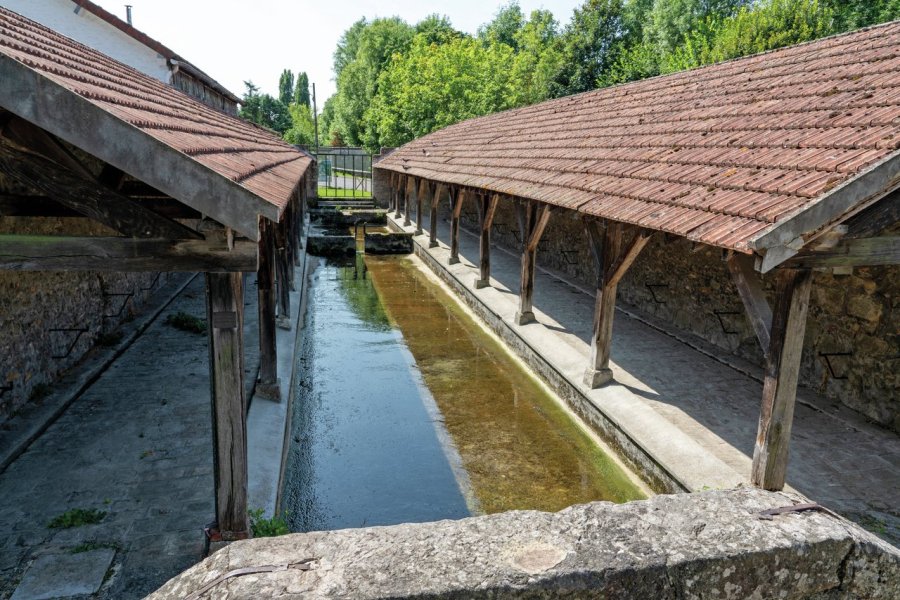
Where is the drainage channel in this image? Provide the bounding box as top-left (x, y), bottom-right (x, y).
top-left (281, 251), bottom-right (647, 533)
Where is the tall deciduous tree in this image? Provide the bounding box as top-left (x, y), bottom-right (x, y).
top-left (294, 72), bottom-right (311, 108)
top-left (278, 69), bottom-right (294, 106)
top-left (551, 0), bottom-right (626, 97)
top-left (478, 1), bottom-right (525, 49)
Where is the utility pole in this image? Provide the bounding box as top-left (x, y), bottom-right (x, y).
top-left (312, 83), bottom-right (319, 153)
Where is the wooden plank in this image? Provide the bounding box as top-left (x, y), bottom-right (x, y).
top-left (449, 188), bottom-right (464, 265)
top-left (206, 272), bottom-right (250, 539)
top-left (3, 116), bottom-right (95, 180)
top-left (727, 253), bottom-right (773, 352)
top-left (429, 183), bottom-right (442, 248)
top-left (844, 190), bottom-right (899, 238)
top-left (751, 269), bottom-right (813, 491)
top-left (781, 236), bottom-right (900, 269)
top-left (0, 141), bottom-right (201, 240)
top-left (583, 221), bottom-right (623, 387)
top-left (257, 219), bottom-right (279, 399)
top-left (273, 219), bottom-right (291, 327)
top-left (0, 234), bottom-right (257, 271)
top-left (0, 193), bottom-right (200, 219)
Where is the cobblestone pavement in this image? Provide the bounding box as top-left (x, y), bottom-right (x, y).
top-left (0, 274), bottom-right (260, 599)
top-left (428, 217), bottom-right (899, 547)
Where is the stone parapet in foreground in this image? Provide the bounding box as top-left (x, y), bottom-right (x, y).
top-left (150, 489), bottom-right (899, 599)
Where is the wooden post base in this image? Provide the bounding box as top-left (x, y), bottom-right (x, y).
top-left (515, 310), bottom-right (536, 325)
top-left (474, 278), bottom-right (490, 289)
top-left (255, 379), bottom-right (282, 402)
top-left (583, 367), bottom-right (613, 388)
top-left (429, 240), bottom-right (439, 249)
top-left (276, 316), bottom-right (292, 330)
top-left (448, 256), bottom-right (460, 265)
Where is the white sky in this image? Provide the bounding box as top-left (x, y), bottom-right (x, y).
top-left (89, 0), bottom-right (584, 105)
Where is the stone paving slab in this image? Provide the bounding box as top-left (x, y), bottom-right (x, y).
top-left (10, 549), bottom-right (114, 600)
top-left (392, 214), bottom-right (900, 547)
top-left (0, 274), bottom-right (261, 599)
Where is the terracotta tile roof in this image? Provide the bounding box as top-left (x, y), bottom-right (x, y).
top-left (376, 22), bottom-right (900, 252)
top-left (0, 6), bottom-right (309, 216)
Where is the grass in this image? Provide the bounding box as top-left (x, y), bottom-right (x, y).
top-left (249, 508), bottom-right (290, 537)
top-left (164, 312), bottom-right (207, 335)
top-left (48, 508), bottom-right (106, 529)
top-left (318, 186), bottom-right (372, 199)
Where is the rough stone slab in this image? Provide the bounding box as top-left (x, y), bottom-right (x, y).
top-left (148, 489), bottom-right (900, 599)
top-left (11, 549), bottom-right (115, 600)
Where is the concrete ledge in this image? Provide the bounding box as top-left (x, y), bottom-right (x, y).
top-left (148, 489), bottom-right (900, 599)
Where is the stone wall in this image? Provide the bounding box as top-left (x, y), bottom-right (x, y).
top-left (450, 197), bottom-right (899, 432)
top-left (0, 217), bottom-right (174, 423)
top-left (148, 488), bottom-right (900, 599)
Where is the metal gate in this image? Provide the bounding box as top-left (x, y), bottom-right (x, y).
top-left (316, 147), bottom-right (373, 199)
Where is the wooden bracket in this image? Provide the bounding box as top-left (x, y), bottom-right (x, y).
top-left (727, 253), bottom-right (773, 352)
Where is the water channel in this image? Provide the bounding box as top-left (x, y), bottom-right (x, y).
top-left (281, 251), bottom-right (646, 533)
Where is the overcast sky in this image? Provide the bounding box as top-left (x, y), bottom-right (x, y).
top-left (90, 0), bottom-right (584, 105)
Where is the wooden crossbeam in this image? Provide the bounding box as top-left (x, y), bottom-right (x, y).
top-left (525, 204), bottom-right (552, 252)
top-left (0, 140), bottom-right (201, 240)
top-left (3, 116), bottom-right (95, 180)
top-left (751, 268), bottom-right (813, 491)
top-left (0, 235), bottom-right (257, 271)
top-left (0, 193), bottom-right (200, 219)
top-left (727, 253), bottom-right (773, 352)
top-left (781, 236), bottom-right (899, 269)
top-left (605, 228), bottom-right (651, 287)
top-left (844, 192), bottom-right (899, 238)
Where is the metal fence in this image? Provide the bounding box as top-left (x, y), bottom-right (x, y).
top-left (316, 148), bottom-right (373, 199)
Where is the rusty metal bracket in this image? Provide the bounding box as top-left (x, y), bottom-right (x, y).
top-left (713, 309), bottom-right (741, 335)
top-left (645, 283), bottom-right (668, 304)
top-left (48, 327), bottom-right (89, 359)
top-left (818, 351), bottom-right (852, 380)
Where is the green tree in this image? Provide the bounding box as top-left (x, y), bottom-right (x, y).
top-left (551, 0), bottom-right (626, 96)
top-left (366, 35), bottom-right (516, 150)
top-left (478, 1), bottom-right (525, 49)
top-left (645, 0), bottom-right (750, 54)
top-left (294, 71), bottom-right (311, 108)
top-left (416, 14), bottom-right (465, 45)
top-left (821, 0), bottom-right (899, 31)
top-left (239, 81), bottom-right (291, 134)
top-left (283, 103), bottom-right (316, 146)
top-left (508, 10), bottom-right (564, 106)
top-left (278, 69), bottom-right (294, 105)
top-left (333, 18), bottom-right (367, 79)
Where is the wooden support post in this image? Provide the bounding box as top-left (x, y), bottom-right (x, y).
top-left (449, 189), bottom-right (465, 265)
top-left (394, 175), bottom-right (403, 219)
top-left (205, 272), bottom-right (249, 541)
top-left (256, 219), bottom-right (279, 401)
top-left (404, 177), bottom-right (413, 227)
top-left (475, 193), bottom-right (500, 289)
top-left (751, 268), bottom-right (813, 491)
top-left (429, 183), bottom-right (442, 249)
top-left (415, 178), bottom-right (426, 236)
top-left (274, 219), bottom-right (291, 330)
top-left (583, 222), bottom-right (652, 387)
top-left (515, 201), bottom-right (552, 325)
top-left (727, 253), bottom-right (773, 353)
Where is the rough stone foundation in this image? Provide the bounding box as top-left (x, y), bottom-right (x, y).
top-left (149, 488), bottom-right (899, 599)
top-left (449, 199), bottom-right (899, 432)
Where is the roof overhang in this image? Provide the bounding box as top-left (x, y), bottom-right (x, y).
top-left (0, 52), bottom-right (276, 240)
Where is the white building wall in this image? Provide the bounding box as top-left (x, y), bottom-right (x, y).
top-left (2, 0), bottom-right (171, 82)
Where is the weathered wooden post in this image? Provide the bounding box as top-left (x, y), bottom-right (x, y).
top-left (274, 219), bottom-right (291, 329)
top-left (515, 200), bottom-right (551, 325)
top-left (475, 193), bottom-right (500, 288)
top-left (206, 272), bottom-right (249, 541)
top-left (256, 219), bottom-right (279, 400)
top-left (404, 177), bottom-right (413, 227)
top-left (751, 268), bottom-right (813, 490)
top-left (429, 183), bottom-right (443, 248)
top-left (449, 188), bottom-right (465, 265)
top-left (583, 220), bottom-right (651, 387)
top-left (415, 178), bottom-right (426, 236)
top-left (394, 175), bottom-right (403, 220)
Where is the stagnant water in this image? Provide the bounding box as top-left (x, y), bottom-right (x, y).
top-left (281, 253), bottom-right (646, 532)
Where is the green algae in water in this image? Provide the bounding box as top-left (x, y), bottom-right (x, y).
top-left (365, 255), bottom-right (647, 513)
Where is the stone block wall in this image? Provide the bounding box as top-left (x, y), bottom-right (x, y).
top-left (449, 196), bottom-right (898, 432)
top-left (0, 217), bottom-right (174, 423)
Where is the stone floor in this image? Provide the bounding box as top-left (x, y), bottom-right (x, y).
top-left (401, 213), bottom-right (900, 547)
top-left (0, 274), bottom-right (260, 599)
